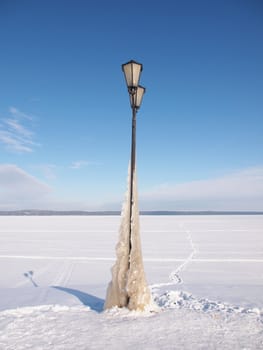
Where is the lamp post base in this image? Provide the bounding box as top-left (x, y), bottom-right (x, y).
top-left (104, 165), bottom-right (151, 311)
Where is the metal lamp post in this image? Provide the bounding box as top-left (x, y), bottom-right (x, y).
top-left (104, 60), bottom-right (150, 311)
top-left (122, 60), bottom-right (145, 257)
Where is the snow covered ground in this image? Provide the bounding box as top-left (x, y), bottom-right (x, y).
top-left (0, 215), bottom-right (263, 349)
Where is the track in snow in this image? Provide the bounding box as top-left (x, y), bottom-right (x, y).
top-left (151, 224), bottom-right (198, 289)
top-left (53, 261), bottom-right (76, 287)
top-left (168, 224), bottom-right (198, 284)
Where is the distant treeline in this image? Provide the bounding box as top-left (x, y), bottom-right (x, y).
top-left (0, 210), bottom-right (263, 216)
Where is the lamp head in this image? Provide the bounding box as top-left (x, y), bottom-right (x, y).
top-left (122, 60), bottom-right (143, 93)
top-left (130, 85), bottom-right (145, 110)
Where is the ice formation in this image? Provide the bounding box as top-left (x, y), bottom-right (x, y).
top-left (104, 166), bottom-right (151, 311)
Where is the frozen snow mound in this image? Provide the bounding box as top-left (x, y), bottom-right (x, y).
top-left (1, 301), bottom-right (263, 350)
top-left (156, 290), bottom-right (263, 321)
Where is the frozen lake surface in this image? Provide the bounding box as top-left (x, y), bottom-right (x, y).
top-left (0, 215), bottom-right (263, 349)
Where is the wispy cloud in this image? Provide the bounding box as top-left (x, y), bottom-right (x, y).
top-left (9, 106), bottom-right (33, 120)
top-left (0, 164), bottom-right (52, 209)
top-left (5, 118), bottom-right (33, 138)
top-left (70, 160), bottom-right (90, 169)
top-left (0, 107), bottom-right (39, 153)
top-left (140, 167), bottom-right (263, 211)
top-left (0, 164), bottom-right (95, 211)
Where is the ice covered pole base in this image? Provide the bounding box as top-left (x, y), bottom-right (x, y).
top-left (104, 166), bottom-right (151, 311)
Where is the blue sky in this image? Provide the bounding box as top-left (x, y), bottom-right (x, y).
top-left (0, 0), bottom-right (263, 211)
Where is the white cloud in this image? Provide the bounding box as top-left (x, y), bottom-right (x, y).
top-left (0, 164), bottom-right (95, 211)
top-left (1, 163), bottom-right (262, 212)
top-left (0, 107), bottom-right (38, 153)
top-left (0, 164), bottom-right (52, 209)
top-left (140, 167), bottom-right (263, 211)
top-left (0, 132), bottom-right (33, 153)
top-left (70, 161), bottom-right (90, 169)
top-left (5, 119), bottom-right (33, 138)
top-left (9, 106), bottom-right (33, 120)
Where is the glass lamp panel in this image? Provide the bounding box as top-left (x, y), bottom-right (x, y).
top-left (135, 86), bottom-right (145, 108)
top-left (122, 60), bottom-right (142, 88)
top-left (122, 63), bottom-right (132, 87)
top-left (131, 61), bottom-right (142, 87)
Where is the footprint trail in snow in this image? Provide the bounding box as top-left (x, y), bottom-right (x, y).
top-left (151, 223), bottom-right (197, 290)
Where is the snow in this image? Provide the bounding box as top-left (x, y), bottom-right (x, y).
top-left (0, 215), bottom-right (263, 349)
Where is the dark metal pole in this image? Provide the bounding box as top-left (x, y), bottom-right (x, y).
top-left (129, 96), bottom-right (137, 258)
top-left (127, 95), bottom-right (136, 306)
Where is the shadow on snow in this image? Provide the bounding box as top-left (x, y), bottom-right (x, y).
top-left (52, 286), bottom-right (104, 313)
top-left (23, 271), bottom-right (38, 287)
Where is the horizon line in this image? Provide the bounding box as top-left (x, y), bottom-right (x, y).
top-left (0, 209), bottom-right (263, 216)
